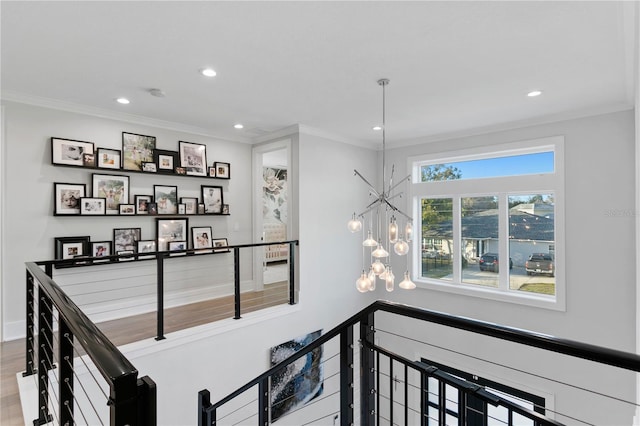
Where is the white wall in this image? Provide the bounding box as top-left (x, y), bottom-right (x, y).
top-left (1, 100), bottom-right (254, 339)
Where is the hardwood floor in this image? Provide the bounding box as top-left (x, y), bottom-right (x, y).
top-left (0, 282), bottom-right (289, 425)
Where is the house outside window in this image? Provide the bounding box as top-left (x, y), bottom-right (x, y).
top-left (409, 136), bottom-right (564, 310)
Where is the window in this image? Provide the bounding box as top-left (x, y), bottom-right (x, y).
top-left (410, 137), bottom-right (564, 310)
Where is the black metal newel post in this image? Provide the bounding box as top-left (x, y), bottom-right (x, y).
top-left (360, 312), bottom-right (376, 425)
top-left (198, 389), bottom-right (215, 426)
top-left (24, 271), bottom-right (36, 376)
top-left (59, 320), bottom-right (74, 426)
top-left (288, 242), bottom-right (296, 305)
top-left (340, 325), bottom-right (354, 425)
top-left (259, 377), bottom-right (269, 426)
top-left (156, 253), bottom-right (165, 341)
top-left (234, 247), bottom-right (241, 319)
top-left (35, 292), bottom-right (53, 425)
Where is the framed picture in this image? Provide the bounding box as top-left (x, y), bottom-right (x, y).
top-left (54, 236), bottom-right (90, 262)
top-left (142, 162), bottom-right (157, 173)
top-left (156, 218), bottom-right (189, 251)
top-left (168, 241), bottom-right (187, 256)
top-left (222, 204), bottom-right (229, 215)
top-left (54, 182), bottom-right (86, 215)
top-left (148, 202), bottom-right (158, 215)
top-left (137, 240), bottom-right (157, 260)
top-left (201, 185), bottom-right (223, 214)
top-left (212, 237), bottom-right (230, 253)
top-left (153, 149), bottom-right (178, 174)
top-left (135, 195), bottom-right (153, 215)
top-left (208, 167), bottom-right (216, 177)
top-left (122, 132), bottom-right (156, 171)
top-left (117, 250), bottom-right (135, 261)
top-left (51, 137), bottom-right (95, 167)
top-left (83, 153), bottom-right (96, 167)
top-left (113, 227), bottom-right (141, 252)
top-left (97, 148), bottom-right (121, 169)
top-left (178, 203), bottom-right (186, 215)
top-left (92, 173), bottom-right (130, 214)
top-left (154, 185), bottom-right (178, 215)
top-left (119, 204), bottom-right (135, 215)
top-left (198, 203), bottom-right (205, 215)
top-left (192, 226), bottom-right (213, 250)
top-left (175, 167), bottom-right (186, 175)
top-left (214, 162), bottom-right (230, 179)
top-left (181, 197), bottom-right (198, 215)
top-left (91, 241), bottom-right (112, 263)
top-left (179, 141), bottom-right (207, 176)
top-left (80, 197), bottom-right (106, 215)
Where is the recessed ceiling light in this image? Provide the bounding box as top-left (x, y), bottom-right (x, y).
top-left (116, 97), bottom-right (130, 104)
top-left (234, 124), bottom-right (244, 129)
top-left (527, 90), bottom-right (542, 97)
top-left (200, 68), bottom-right (217, 77)
top-left (373, 126), bottom-right (382, 131)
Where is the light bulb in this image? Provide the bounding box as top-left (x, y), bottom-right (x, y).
top-left (385, 267), bottom-right (395, 292)
top-left (405, 222), bottom-right (413, 242)
top-left (372, 245), bottom-right (389, 258)
top-left (356, 272), bottom-right (372, 293)
top-left (372, 259), bottom-right (386, 275)
top-left (368, 268), bottom-right (377, 291)
top-left (362, 230), bottom-right (377, 247)
top-left (379, 266), bottom-right (389, 280)
top-left (398, 271), bottom-right (416, 290)
top-left (388, 216), bottom-right (398, 244)
top-left (347, 213), bottom-right (362, 233)
top-left (394, 239), bottom-right (409, 256)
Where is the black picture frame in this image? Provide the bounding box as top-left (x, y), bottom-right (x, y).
top-left (97, 148), bottom-right (121, 169)
top-left (137, 240), bottom-right (157, 260)
top-left (122, 132), bottom-right (156, 171)
top-left (54, 236), bottom-right (90, 264)
top-left (192, 226), bottom-right (213, 250)
top-left (214, 162), bottom-right (231, 179)
top-left (119, 204), bottom-right (136, 215)
top-left (168, 240), bottom-right (187, 256)
top-left (83, 153), bottom-right (96, 167)
top-left (54, 182), bottom-right (86, 215)
top-left (142, 162), bottom-right (157, 173)
top-left (51, 137), bottom-right (95, 167)
top-left (135, 195), bottom-right (153, 215)
top-left (156, 217), bottom-right (189, 252)
top-left (153, 149), bottom-right (179, 174)
top-left (179, 141), bottom-right (207, 176)
top-left (90, 241), bottom-right (112, 263)
top-left (201, 185), bottom-right (224, 214)
top-left (180, 197), bottom-right (198, 215)
top-left (92, 173), bottom-right (130, 215)
top-left (154, 185), bottom-right (178, 215)
top-left (212, 237), bottom-right (230, 253)
top-left (113, 228), bottom-right (141, 252)
top-left (79, 197), bottom-right (106, 215)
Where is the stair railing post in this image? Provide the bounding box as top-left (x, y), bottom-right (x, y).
top-left (340, 325), bottom-right (354, 426)
top-left (360, 312), bottom-right (376, 425)
top-left (259, 377), bottom-right (269, 426)
top-left (234, 247), bottom-right (241, 319)
top-left (24, 270), bottom-right (36, 376)
top-left (59, 319), bottom-right (74, 426)
top-left (288, 242), bottom-right (296, 305)
top-left (156, 252), bottom-right (166, 341)
top-left (35, 291), bottom-right (53, 425)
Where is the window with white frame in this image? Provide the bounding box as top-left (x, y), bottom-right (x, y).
top-left (410, 136), bottom-right (564, 310)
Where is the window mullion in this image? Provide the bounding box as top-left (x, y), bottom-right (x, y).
top-left (499, 193), bottom-right (509, 291)
top-left (453, 196), bottom-right (461, 283)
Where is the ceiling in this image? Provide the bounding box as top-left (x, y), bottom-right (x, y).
top-left (1, 1), bottom-right (637, 148)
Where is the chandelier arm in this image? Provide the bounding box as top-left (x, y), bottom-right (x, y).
top-left (357, 201), bottom-right (383, 218)
top-left (353, 169), bottom-right (381, 198)
top-left (382, 199), bottom-right (412, 221)
top-left (387, 174), bottom-right (411, 194)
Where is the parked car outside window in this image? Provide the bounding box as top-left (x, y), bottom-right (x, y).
top-left (478, 253), bottom-right (513, 272)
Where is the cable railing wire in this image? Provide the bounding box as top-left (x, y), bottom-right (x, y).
top-left (376, 326), bottom-right (640, 412)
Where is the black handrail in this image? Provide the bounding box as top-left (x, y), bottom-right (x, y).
top-left (202, 299), bottom-right (640, 419)
top-left (26, 261), bottom-right (137, 383)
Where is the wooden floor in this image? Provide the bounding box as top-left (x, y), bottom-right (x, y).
top-left (0, 282), bottom-right (289, 425)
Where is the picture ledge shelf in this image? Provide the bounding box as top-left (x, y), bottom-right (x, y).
top-left (52, 163), bottom-right (231, 180)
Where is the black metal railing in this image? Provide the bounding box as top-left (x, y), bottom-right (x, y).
top-left (199, 300), bottom-right (640, 425)
top-left (37, 240), bottom-right (299, 341)
top-left (25, 261), bottom-right (156, 425)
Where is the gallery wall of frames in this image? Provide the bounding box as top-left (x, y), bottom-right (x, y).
top-left (51, 132), bottom-right (235, 262)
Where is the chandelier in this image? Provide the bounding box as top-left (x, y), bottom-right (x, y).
top-left (348, 79), bottom-right (416, 292)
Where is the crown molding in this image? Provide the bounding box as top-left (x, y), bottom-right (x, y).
top-left (0, 90), bottom-right (254, 144)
